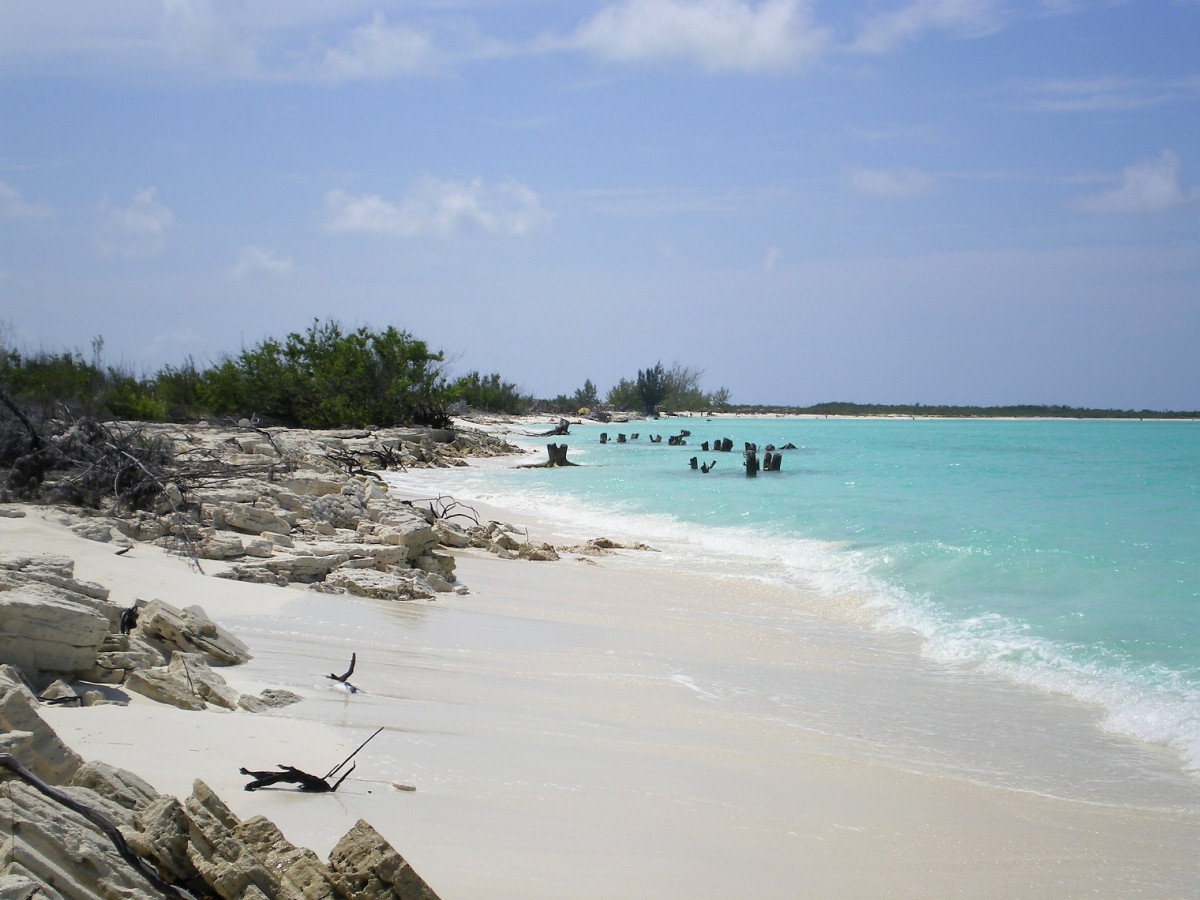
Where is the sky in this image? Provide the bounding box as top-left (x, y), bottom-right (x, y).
top-left (1, 0), bottom-right (1198, 410)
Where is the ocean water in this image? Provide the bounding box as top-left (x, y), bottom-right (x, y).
top-left (388, 417), bottom-right (1200, 800)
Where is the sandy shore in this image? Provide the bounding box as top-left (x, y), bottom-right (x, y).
top-left (6, 498), bottom-right (1200, 898)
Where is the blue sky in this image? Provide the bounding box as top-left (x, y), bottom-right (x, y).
top-left (1, 1), bottom-right (1198, 409)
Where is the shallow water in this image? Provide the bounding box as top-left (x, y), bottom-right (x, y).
top-left (385, 418), bottom-right (1200, 792)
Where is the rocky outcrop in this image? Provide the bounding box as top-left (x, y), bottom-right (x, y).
top-left (0, 693), bottom-right (442, 899)
top-left (0, 553), bottom-right (120, 682)
top-left (328, 819), bottom-right (441, 900)
top-left (137, 599), bottom-right (252, 667)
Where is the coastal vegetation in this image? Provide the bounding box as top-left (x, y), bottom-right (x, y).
top-left (1, 320), bottom-right (1196, 426)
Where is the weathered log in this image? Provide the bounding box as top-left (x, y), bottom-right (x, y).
top-left (600, 432), bottom-right (608, 444)
top-left (617, 433), bottom-right (626, 443)
top-left (763, 451), bottom-right (774, 471)
top-left (689, 456), bottom-right (698, 470)
top-left (536, 418), bottom-right (570, 437)
top-left (720, 438), bottom-right (734, 452)
top-left (700, 460), bottom-right (716, 473)
top-left (701, 441), bottom-right (710, 452)
top-left (769, 452), bottom-right (783, 471)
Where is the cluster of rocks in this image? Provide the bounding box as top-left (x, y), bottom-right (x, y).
top-left (1, 669), bottom-right (438, 899)
top-left (48, 423), bottom-right (523, 603)
top-left (0, 551), bottom-right (293, 715)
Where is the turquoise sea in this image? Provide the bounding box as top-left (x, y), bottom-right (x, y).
top-left (394, 417), bottom-right (1200, 796)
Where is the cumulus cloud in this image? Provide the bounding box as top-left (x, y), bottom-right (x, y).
top-left (319, 13), bottom-right (439, 80)
top-left (0, 181), bottom-right (54, 220)
top-left (323, 176), bottom-right (553, 239)
top-left (565, 0), bottom-right (830, 73)
top-left (1074, 150), bottom-right (1199, 214)
top-left (852, 0), bottom-right (1003, 54)
top-left (231, 244), bottom-right (293, 279)
top-left (848, 166), bottom-right (935, 198)
top-left (96, 187), bottom-right (174, 258)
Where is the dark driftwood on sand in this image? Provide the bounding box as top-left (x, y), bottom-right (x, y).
top-left (240, 726), bottom-right (385, 793)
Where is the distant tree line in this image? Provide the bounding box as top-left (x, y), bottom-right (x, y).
top-left (8, 320), bottom-right (1187, 428)
top-left (0, 322), bottom-right (730, 428)
top-left (727, 401), bottom-right (1199, 419)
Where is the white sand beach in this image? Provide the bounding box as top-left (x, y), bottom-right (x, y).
top-left (6, 496), bottom-right (1200, 899)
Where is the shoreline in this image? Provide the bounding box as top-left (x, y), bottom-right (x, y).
top-left (7, 485), bottom-right (1200, 897)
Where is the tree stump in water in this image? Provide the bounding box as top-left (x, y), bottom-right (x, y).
top-left (744, 448), bottom-right (759, 477)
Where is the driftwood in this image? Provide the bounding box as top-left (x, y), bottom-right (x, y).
top-left (701, 460), bottom-right (716, 473)
top-left (326, 653), bottom-right (358, 693)
top-left (240, 765), bottom-right (342, 793)
top-left (407, 494), bottom-right (481, 527)
top-left (531, 418), bottom-right (570, 437)
top-left (241, 726), bottom-right (384, 793)
top-left (0, 753), bottom-right (189, 899)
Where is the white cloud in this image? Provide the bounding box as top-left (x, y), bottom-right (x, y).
top-left (96, 187), bottom-right (174, 258)
top-left (852, 0), bottom-right (1003, 54)
top-left (0, 181), bottom-right (54, 220)
top-left (1074, 150), bottom-right (1199, 214)
top-left (566, 0), bottom-right (829, 73)
top-left (848, 166), bottom-right (935, 198)
top-left (319, 13), bottom-right (439, 80)
top-left (323, 176), bottom-right (553, 239)
top-left (231, 245), bottom-right (293, 279)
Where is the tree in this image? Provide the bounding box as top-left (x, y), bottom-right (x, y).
top-left (635, 361), bottom-right (669, 415)
top-left (449, 371), bottom-right (530, 415)
top-left (572, 379), bottom-right (599, 410)
top-left (199, 319), bottom-right (450, 428)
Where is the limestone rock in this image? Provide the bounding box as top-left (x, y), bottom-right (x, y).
top-left (320, 568), bottom-right (416, 601)
top-left (0, 686), bottom-right (83, 784)
top-left (69, 760), bottom-right (161, 813)
top-left (124, 666), bottom-right (206, 711)
top-left (135, 794), bottom-right (200, 884)
top-left (0, 780), bottom-right (163, 900)
top-left (0, 552), bottom-right (110, 602)
top-left (138, 599), bottom-right (252, 666)
top-left (236, 688), bottom-right (302, 713)
top-left (37, 679), bottom-right (80, 706)
top-left (214, 502), bottom-right (292, 536)
top-left (328, 819), bottom-right (441, 900)
top-left (197, 531), bottom-right (247, 560)
top-left (184, 779), bottom-right (280, 900)
top-left (432, 520), bottom-right (472, 548)
top-left (169, 653), bottom-right (242, 710)
top-left (235, 815), bottom-right (340, 899)
top-left (0, 584), bottom-right (110, 679)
